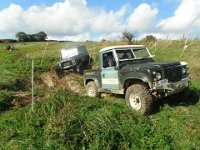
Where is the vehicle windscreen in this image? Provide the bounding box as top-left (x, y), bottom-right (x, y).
top-left (116, 48), bottom-right (151, 61)
top-left (116, 48), bottom-right (153, 67)
top-left (116, 49), bottom-right (134, 60)
top-left (133, 48), bottom-right (150, 59)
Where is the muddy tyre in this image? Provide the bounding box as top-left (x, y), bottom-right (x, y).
top-left (75, 64), bottom-right (84, 75)
top-left (86, 81), bottom-right (100, 98)
top-left (56, 66), bottom-right (64, 79)
top-left (125, 84), bottom-right (153, 115)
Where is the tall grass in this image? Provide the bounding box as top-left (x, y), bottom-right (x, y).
top-left (2, 90), bottom-right (198, 149)
top-left (0, 41), bottom-right (199, 149)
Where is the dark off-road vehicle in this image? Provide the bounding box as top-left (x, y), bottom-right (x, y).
top-left (57, 46), bottom-right (91, 74)
top-left (84, 45), bottom-right (190, 115)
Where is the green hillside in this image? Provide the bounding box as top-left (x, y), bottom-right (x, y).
top-left (0, 41), bottom-right (199, 149)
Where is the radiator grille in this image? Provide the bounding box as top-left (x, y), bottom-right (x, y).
top-left (164, 66), bottom-right (183, 82)
top-left (62, 61), bottom-right (71, 67)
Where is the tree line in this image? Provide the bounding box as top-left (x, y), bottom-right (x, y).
top-left (100, 31), bottom-right (157, 44)
top-left (16, 31), bottom-right (47, 42)
top-left (121, 31), bottom-right (156, 44)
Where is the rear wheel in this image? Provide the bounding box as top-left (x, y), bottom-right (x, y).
top-left (86, 81), bottom-right (100, 98)
top-left (125, 84), bottom-right (153, 115)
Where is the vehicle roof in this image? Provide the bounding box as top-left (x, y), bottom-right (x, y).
top-left (99, 45), bottom-right (145, 52)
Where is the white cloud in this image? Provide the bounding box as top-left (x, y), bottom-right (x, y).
top-left (65, 0), bottom-right (87, 7)
top-left (98, 32), bottom-right (122, 41)
top-left (23, 0), bottom-right (89, 35)
top-left (0, 0), bottom-right (128, 40)
top-left (48, 32), bottom-right (91, 42)
top-left (90, 6), bottom-right (127, 33)
top-left (0, 0), bottom-right (200, 41)
top-left (157, 0), bottom-right (200, 33)
top-left (0, 4), bottom-right (25, 33)
top-left (128, 3), bottom-right (158, 32)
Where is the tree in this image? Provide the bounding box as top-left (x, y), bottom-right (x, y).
top-left (37, 31), bottom-right (47, 41)
top-left (16, 31), bottom-right (47, 42)
top-left (122, 31), bottom-right (136, 44)
top-left (144, 35), bottom-right (156, 42)
top-left (101, 39), bottom-right (106, 42)
top-left (28, 34), bottom-right (37, 42)
top-left (16, 32), bottom-right (28, 42)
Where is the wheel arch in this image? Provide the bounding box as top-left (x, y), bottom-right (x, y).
top-left (84, 77), bottom-right (100, 87)
top-left (123, 78), bottom-right (150, 93)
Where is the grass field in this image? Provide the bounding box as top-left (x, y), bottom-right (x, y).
top-left (0, 40), bottom-right (200, 149)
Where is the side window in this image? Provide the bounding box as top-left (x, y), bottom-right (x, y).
top-left (103, 52), bottom-right (116, 68)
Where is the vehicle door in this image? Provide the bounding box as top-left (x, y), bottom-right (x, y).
top-left (101, 50), bottom-right (119, 89)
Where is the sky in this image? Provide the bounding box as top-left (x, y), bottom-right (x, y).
top-left (0, 0), bottom-right (200, 41)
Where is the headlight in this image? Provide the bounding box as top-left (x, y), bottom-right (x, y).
top-left (156, 72), bottom-right (162, 80)
top-left (71, 59), bottom-right (76, 65)
top-left (182, 67), bottom-right (186, 74)
top-left (152, 71), bottom-right (162, 81)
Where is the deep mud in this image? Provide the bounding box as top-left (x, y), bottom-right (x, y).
top-left (4, 71), bottom-right (85, 111)
top-left (40, 71), bottom-right (85, 95)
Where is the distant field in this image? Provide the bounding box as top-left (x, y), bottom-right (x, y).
top-left (0, 41), bottom-right (199, 149)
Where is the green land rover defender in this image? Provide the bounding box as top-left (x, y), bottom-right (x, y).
top-left (83, 45), bottom-right (190, 115)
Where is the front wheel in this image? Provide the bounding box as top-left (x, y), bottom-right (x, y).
top-left (86, 81), bottom-right (100, 98)
top-left (125, 84), bottom-right (153, 115)
top-left (56, 66), bottom-right (64, 79)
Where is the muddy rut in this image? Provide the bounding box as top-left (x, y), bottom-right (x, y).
top-left (40, 71), bottom-right (85, 95)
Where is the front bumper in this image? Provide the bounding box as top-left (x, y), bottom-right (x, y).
top-left (152, 77), bottom-right (190, 96)
top-left (58, 60), bottom-right (76, 70)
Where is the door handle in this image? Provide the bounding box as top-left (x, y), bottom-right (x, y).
top-left (102, 74), bottom-right (105, 78)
